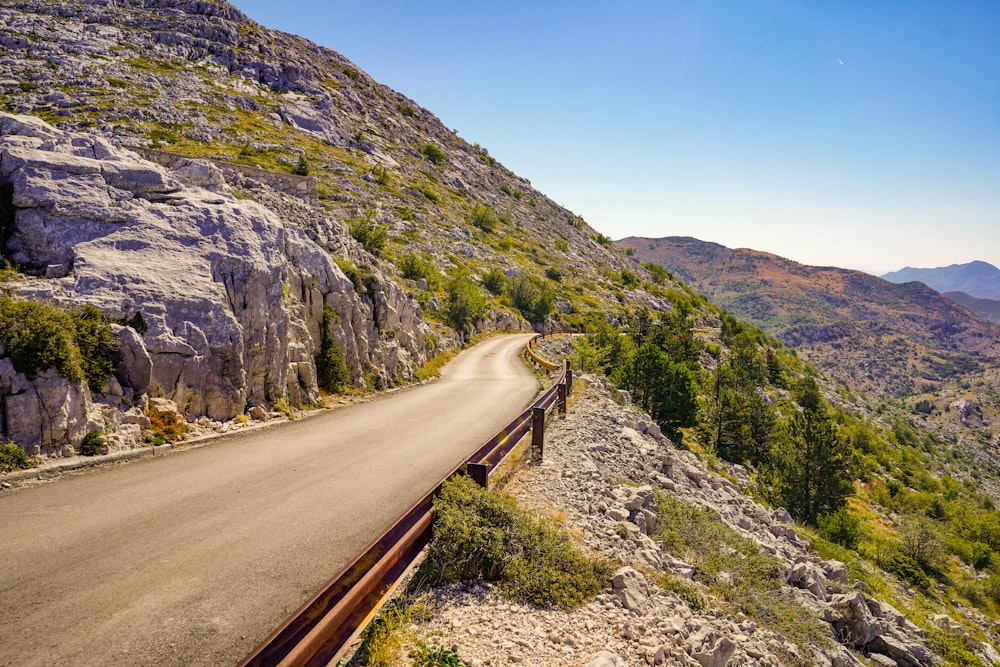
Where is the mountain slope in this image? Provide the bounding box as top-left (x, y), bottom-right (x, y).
top-left (0, 0), bottom-right (656, 319)
top-left (0, 0), bottom-right (681, 455)
top-left (617, 236), bottom-right (1000, 398)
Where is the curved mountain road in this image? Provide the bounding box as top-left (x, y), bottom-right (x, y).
top-left (0, 334), bottom-right (540, 667)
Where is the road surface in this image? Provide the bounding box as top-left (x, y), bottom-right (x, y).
top-left (0, 334), bottom-right (539, 667)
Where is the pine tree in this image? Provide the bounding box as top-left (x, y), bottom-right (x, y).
top-left (617, 343), bottom-right (697, 442)
top-left (773, 378), bottom-right (854, 525)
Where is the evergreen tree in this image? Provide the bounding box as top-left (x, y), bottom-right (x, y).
top-left (772, 377), bottom-right (854, 525)
top-left (445, 275), bottom-right (486, 342)
top-left (702, 334), bottom-right (774, 465)
top-left (617, 343), bottom-right (697, 442)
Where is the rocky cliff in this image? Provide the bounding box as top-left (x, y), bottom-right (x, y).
top-left (0, 112), bottom-right (436, 455)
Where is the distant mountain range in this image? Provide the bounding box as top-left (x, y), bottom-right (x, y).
top-left (943, 291), bottom-right (1000, 325)
top-left (617, 236), bottom-right (1000, 398)
top-left (882, 261), bottom-right (1000, 300)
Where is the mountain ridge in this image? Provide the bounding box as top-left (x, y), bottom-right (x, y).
top-left (883, 260), bottom-right (1000, 300)
top-left (617, 235), bottom-right (1000, 399)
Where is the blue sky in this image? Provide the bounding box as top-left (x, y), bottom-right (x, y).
top-left (229, 1), bottom-right (1000, 275)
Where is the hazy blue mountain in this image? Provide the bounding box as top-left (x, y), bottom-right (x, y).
top-left (882, 261), bottom-right (1000, 300)
top-left (943, 291), bottom-right (1000, 324)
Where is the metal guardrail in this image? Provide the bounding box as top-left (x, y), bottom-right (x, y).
top-left (526, 334), bottom-right (560, 371)
top-left (238, 337), bottom-right (571, 667)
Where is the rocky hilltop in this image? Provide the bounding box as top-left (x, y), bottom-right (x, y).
top-left (0, 0), bottom-right (667, 457)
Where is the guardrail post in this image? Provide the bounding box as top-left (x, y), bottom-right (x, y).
top-left (558, 382), bottom-right (567, 416)
top-left (531, 407), bottom-right (545, 459)
top-left (564, 359), bottom-right (573, 397)
top-left (467, 463), bottom-right (489, 488)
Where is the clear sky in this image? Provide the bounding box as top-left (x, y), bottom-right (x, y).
top-left (229, 1), bottom-right (1000, 275)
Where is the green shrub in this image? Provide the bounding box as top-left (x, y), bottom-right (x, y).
top-left (470, 205), bottom-right (498, 233)
top-left (817, 508), bottom-right (862, 550)
top-left (349, 213), bottom-right (387, 257)
top-left (371, 164), bottom-right (391, 186)
top-left (356, 598), bottom-right (430, 667)
top-left (506, 273), bottom-right (554, 325)
top-left (620, 269), bottom-right (639, 288)
top-left (481, 268), bottom-right (507, 295)
top-left (0, 442), bottom-right (40, 473)
top-left (125, 311), bottom-right (148, 336)
top-left (291, 154), bottom-right (309, 176)
top-left (544, 267), bottom-right (562, 282)
top-left (397, 253), bottom-right (433, 281)
top-left (420, 476), bottom-right (611, 610)
top-left (419, 144), bottom-right (445, 165)
top-left (316, 305), bottom-right (350, 394)
top-left (657, 573), bottom-right (706, 612)
top-left (394, 206), bottom-right (416, 221)
top-left (0, 296), bottom-right (83, 382)
top-left (72, 305), bottom-right (116, 393)
top-left (411, 643), bottom-right (466, 667)
top-left (882, 551), bottom-right (931, 589)
top-left (969, 541), bottom-right (992, 570)
top-left (0, 297), bottom-right (116, 392)
top-left (444, 275), bottom-right (486, 342)
top-left (79, 430), bottom-right (105, 456)
top-left (336, 258), bottom-right (378, 294)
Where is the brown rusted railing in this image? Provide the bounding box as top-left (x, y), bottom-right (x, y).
top-left (238, 338), bottom-right (569, 667)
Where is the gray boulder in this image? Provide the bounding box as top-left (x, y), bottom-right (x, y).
top-left (611, 566), bottom-right (651, 615)
top-left (584, 652), bottom-right (628, 667)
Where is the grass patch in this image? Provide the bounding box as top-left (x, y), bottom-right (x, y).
top-left (0, 442), bottom-right (40, 473)
top-left (410, 642), bottom-right (466, 667)
top-left (354, 596), bottom-right (432, 667)
top-left (656, 492), bottom-right (834, 659)
top-left (927, 628), bottom-right (985, 666)
top-left (418, 476), bottom-right (612, 610)
top-left (415, 348), bottom-right (458, 382)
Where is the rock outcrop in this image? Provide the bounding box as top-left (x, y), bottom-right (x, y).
top-left (0, 112), bottom-right (437, 453)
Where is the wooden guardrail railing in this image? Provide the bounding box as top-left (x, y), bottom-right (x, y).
top-left (238, 337), bottom-right (570, 667)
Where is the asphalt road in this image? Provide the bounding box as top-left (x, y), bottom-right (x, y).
top-left (0, 334), bottom-right (540, 667)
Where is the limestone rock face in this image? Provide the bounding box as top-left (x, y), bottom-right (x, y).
top-left (0, 361), bottom-right (89, 451)
top-left (0, 113), bottom-right (435, 448)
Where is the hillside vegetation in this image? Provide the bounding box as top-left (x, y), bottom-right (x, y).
top-left (572, 298), bottom-right (1000, 663)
